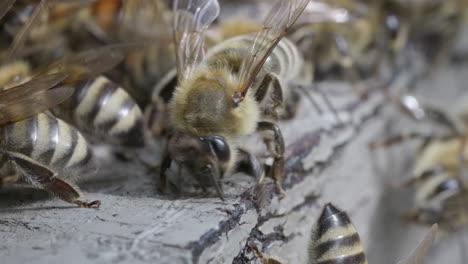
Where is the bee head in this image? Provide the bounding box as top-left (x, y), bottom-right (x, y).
top-left (167, 132), bottom-right (231, 199)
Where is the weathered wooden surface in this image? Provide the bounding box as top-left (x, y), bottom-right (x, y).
top-left (0, 61), bottom-right (467, 264)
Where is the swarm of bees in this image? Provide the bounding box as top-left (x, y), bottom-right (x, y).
top-left (0, 0), bottom-right (467, 262)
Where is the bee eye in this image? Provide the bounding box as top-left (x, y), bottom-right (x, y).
top-left (200, 136), bottom-right (230, 162)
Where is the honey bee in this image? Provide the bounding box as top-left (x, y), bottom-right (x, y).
top-left (369, 92), bottom-right (468, 232)
top-left (2, 0), bottom-right (95, 60)
top-left (3, 43), bottom-right (147, 150)
top-left (48, 45), bottom-right (147, 150)
top-left (67, 0), bottom-right (177, 109)
top-left (249, 203), bottom-right (438, 264)
top-left (0, 71), bottom-right (100, 207)
top-left (288, 0), bottom-right (382, 98)
top-left (308, 203), bottom-right (368, 264)
top-left (400, 170), bottom-right (468, 232)
top-left (155, 0), bottom-right (316, 200)
top-left (382, 0), bottom-right (468, 69)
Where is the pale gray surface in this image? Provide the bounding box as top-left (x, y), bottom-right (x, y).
top-left (1, 63), bottom-right (467, 264)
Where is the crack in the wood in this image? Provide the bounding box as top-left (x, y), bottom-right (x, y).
top-left (231, 100), bottom-right (383, 263)
top-left (186, 81), bottom-right (386, 264)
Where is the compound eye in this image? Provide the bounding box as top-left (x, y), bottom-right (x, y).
top-left (200, 136), bottom-right (230, 162)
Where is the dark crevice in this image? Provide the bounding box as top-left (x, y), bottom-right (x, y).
top-left (188, 83), bottom-right (385, 264)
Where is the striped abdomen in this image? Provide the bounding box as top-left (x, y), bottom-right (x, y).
top-left (308, 203), bottom-right (368, 264)
top-left (52, 76), bottom-right (145, 148)
top-left (204, 34), bottom-right (303, 84)
top-left (0, 113), bottom-right (95, 178)
top-left (414, 170), bottom-right (463, 209)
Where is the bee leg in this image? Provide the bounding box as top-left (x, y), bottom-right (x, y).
top-left (390, 93), bottom-right (459, 133)
top-left (459, 136), bottom-right (468, 174)
top-left (248, 242), bottom-right (283, 264)
top-left (6, 152), bottom-right (100, 208)
top-left (389, 167), bottom-right (445, 189)
top-left (158, 153), bottom-right (172, 194)
top-left (368, 131), bottom-right (434, 149)
top-left (257, 121), bottom-right (286, 199)
top-left (255, 73), bottom-right (285, 114)
top-left (280, 89), bottom-right (300, 120)
top-left (333, 33), bottom-right (367, 99)
top-left (400, 208), bottom-right (441, 227)
top-left (144, 97), bottom-right (168, 137)
top-left (236, 148), bottom-right (263, 182)
top-left (147, 68), bottom-right (178, 136)
top-left (312, 83), bottom-right (344, 125)
top-left (300, 61), bottom-right (343, 122)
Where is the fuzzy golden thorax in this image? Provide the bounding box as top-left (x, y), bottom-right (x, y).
top-left (169, 66), bottom-right (260, 137)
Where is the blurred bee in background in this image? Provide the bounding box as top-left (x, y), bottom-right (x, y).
top-left (4, 0), bottom-right (147, 150)
top-left (249, 203), bottom-right (438, 264)
top-left (154, 0), bottom-right (324, 200)
top-left (0, 68), bottom-right (100, 207)
top-left (68, 0), bottom-right (178, 110)
top-left (5, 44), bottom-right (148, 151)
top-left (288, 0), bottom-right (386, 99)
top-left (1, 0), bottom-right (98, 62)
top-left (46, 45), bottom-right (147, 150)
top-left (383, 0), bottom-right (468, 72)
top-left (369, 90), bottom-right (468, 234)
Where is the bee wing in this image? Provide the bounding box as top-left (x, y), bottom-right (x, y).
top-left (7, 0), bottom-right (48, 58)
top-left (0, 73), bottom-right (71, 126)
top-left (233, 0), bottom-right (310, 103)
top-left (0, 0), bottom-right (16, 21)
top-left (33, 44), bottom-right (138, 82)
top-left (396, 224), bottom-right (438, 264)
top-left (172, 0), bottom-right (220, 81)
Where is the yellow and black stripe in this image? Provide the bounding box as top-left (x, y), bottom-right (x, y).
top-left (414, 170), bottom-right (463, 208)
top-left (52, 76), bottom-right (145, 148)
top-left (308, 203), bottom-right (368, 264)
top-left (0, 113), bottom-right (95, 178)
top-left (205, 34), bottom-right (303, 84)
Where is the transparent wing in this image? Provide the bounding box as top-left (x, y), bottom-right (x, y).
top-left (7, 0), bottom-right (48, 58)
top-left (0, 72), bottom-right (68, 103)
top-left (33, 43), bottom-right (138, 83)
top-left (396, 224), bottom-right (438, 264)
top-left (0, 0), bottom-right (16, 21)
top-left (0, 73), bottom-right (72, 126)
top-left (234, 0), bottom-right (310, 103)
top-left (173, 0), bottom-right (220, 81)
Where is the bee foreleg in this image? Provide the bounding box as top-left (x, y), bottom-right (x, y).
top-left (390, 167), bottom-right (445, 189)
top-left (147, 68), bottom-right (178, 136)
top-left (459, 135), bottom-right (468, 171)
top-left (144, 97), bottom-right (168, 137)
top-left (257, 121), bottom-right (285, 199)
top-left (280, 88), bottom-right (300, 120)
top-left (368, 131), bottom-right (434, 149)
top-left (332, 32), bottom-right (367, 99)
top-left (255, 73), bottom-right (284, 111)
top-left (392, 93), bottom-right (459, 133)
top-left (248, 242), bottom-right (284, 264)
top-left (158, 152), bottom-right (172, 194)
top-left (5, 152), bottom-right (100, 208)
top-left (235, 148), bottom-right (263, 182)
